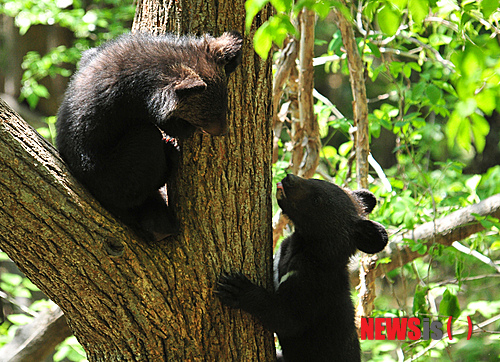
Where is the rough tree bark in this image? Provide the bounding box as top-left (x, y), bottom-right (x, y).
top-left (0, 0), bottom-right (275, 360)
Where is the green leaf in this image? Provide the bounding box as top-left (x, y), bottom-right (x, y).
top-left (34, 84), bottom-right (50, 98)
top-left (461, 46), bottom-right (484, 79)
top-left (2, 273), bottom-right (23, 286)
top-left (456, 98), bottom-right (477, 118)
top-left (245, 0), bottom-right (270, 31)
top-left (403, 62), bottom-right (421, 78)
top-left (253, 14), bottom-right (297, 59)
top-left (377, 4), bottom-right (402, 36)
top-left (470, 113), bottom-right (490, 153)
top-left (413, 285), bottom-right (429, 317)
top-left (328, 31), bottom-right (343, 55)
top-left (371, 120), bottom-right (381, 137)
top-left (456, 116), bottom-right (472, 151)
top-left (433, 80), bottom-right (457, 97)
top-left (475, 88), bottom-right (496, 116)
top-left (270, 0), bottom-right (293, 13)
top-left (481, 0), bottom-right (498, 18)
top-left (425, 84), bottom-right (442, 105)
top-left (8, 314), bottom-right (34, 326)
top-left (408, 0), bottom-right (429, 24)
top-left (429, 33), bottom-right (453, 47)
top-left (379, 116), bottom-right (392, 130)
top-left (446, 112), bottom-right (462, 149)
top-left (376, 257), bottom-right (392, 266)
top-left (389, 61), bottom-right (404, 78)
top-left (411, 82), bottom-right (426, 100)
top-left (253, 23), bottom-right (273, 59)
top-left (363, 0), bottom-right (380, 21)
top-left (439, 289), bottom-right (461, 319)
top-left (22, 278), bottom-right (40, 292)
top-left (321, 145), bottom-right (337, 159)
top-left (366, 41), bottom-right (381, 58)
top-left (338, 141), bottom-right (353, 156)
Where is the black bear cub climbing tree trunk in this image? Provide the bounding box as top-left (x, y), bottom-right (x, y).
top-left (0, 0), bottom-right (275, 361)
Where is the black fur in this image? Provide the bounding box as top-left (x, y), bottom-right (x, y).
top-left (56, 31), bottom-right (243, 240)
top-left (216, 174), bottom-right (388, 361)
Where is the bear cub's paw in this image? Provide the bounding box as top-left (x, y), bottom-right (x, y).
top-left (215, 273), bottom-right (262, 310)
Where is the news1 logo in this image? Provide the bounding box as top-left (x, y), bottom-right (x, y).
top-left (360, 317), bottom-right (473, 341)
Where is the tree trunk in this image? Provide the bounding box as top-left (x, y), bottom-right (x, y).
top-left (0, 0), bottom-right (274, 360)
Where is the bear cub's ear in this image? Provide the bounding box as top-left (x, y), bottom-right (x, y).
top-left (209, 31), bottom-right (243, 75)
top-left (351, 189), bottom-right (388, 254)
top-left (173, 65), bottom-right (207, 93)
top-left (353, 220), bottom-right (389, 254)
top-left (352, 189), bottom-right (377, 215)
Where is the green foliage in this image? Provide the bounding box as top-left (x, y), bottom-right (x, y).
top-left (1, 272), bottom-right (40, 299)
top-left (0, 0), bottom-right (135, 108)
top-left (54, 336), bottom-right (88, 362)
top-left (251, 0), bottom-right (500, 154)
top-left (0, 0), bottom-right (134, 37)
top-left (20, 47), bottom-right (77, 108)
top-left (36, 116), bottom-right (57, 144)
top-left (0, 252), bottom-right (56, 349)
top-left (245, 0), bottom-right (350, 58)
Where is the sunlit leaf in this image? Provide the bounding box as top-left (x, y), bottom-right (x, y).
top-left (245, 0), bottom-right (270, 31)
top-left (455, 98), bottom-right (477, 118)
top-left (408, 0), bottom-right (429, 24)
top-left (270, 0), bottom-right (293, 13)
top-left (253, 22), bottom-right (273, 59)
top-left (480, 0), bottom-right (498, 18)
top-left (7, 314), bottom-right (34, 326)
top-left (475, 89), bottom-right (496, 116)
top-left (470, 113), bottom-right (490, 153)
top-left (377, 4), bottom-right (401, 36)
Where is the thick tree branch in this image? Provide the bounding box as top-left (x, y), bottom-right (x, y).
top-left (0, 97), bottom-right (169, 360)
top-left (350, 193), bottom-right (500, 285)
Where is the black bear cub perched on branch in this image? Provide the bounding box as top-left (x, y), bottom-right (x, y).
top-left (56, 31), bottom-right (243, 240)
top-left (216, 174), bottom-right (388, 362)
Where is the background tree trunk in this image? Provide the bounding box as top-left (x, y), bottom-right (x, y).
top-left (0, 0), bottom-right (275, 360)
